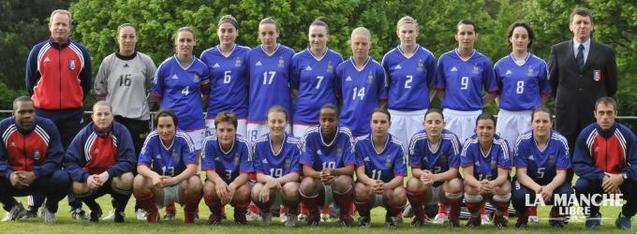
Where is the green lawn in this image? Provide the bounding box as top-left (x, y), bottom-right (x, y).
top-left (2, 196), bottom-right (633, 233)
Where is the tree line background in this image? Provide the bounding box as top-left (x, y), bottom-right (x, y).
top-left (1, 0), bottom-right (635, 120)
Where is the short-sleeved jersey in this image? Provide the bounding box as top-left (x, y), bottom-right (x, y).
top-left (382, 45), bottom-right (436, 111)
top-left (336, 57), bottom-right (387, 137)
top-left (152, 56), bottom-right (210, 131)
top-left (94, 52), bottom-right (156, 120)
top-left (138, 130), bottom-right (197, 176)
top-left (460, 135), bottom-right (512, 180)
top-left (434, 49), bottom-right (498, 111)
top-left (246, 44), bottom-right (295, 123)
top-left (408, 129), bottom-right (461, 174)
top-left (355, 134), bottom-right (407, 182)
top-left (253, 133), bottom-right (302, 178)
top-left (300, 126), bottom-right (356, 171)
top-left (201, 134), bottom-right (253, 183)
top-left (200, 44), bottom-right (250, 118)
top-left (291, 48), bottom-right (343, 124)
top-left (494, 53), bottom-right (550, 111)
top-left (514, 130), bottom-right (571, 184)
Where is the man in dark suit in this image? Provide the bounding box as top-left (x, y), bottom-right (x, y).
top-left (549, 7), bottom-right (618, 155)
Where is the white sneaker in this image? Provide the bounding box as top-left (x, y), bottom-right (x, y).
top-left (246, 210), bottom-right (260, 221)
top-left (297, 213), bottom-right (307, 222)
top-left (528, 215), bottom-right (539, 225)
top-left (3, 203), bottom-right (26, 222)
top-left (432, 213), bottom-right (448, 224)
top-left (41, 208), bottom-right (56, 223)
top-left (135, 209), bottom-right (147, 221)
top-left (102, 209), bottom-right (116, 221)
top-left (320, 213), bottom-right (331, 222)
top-left (481, 214), bottom-right (491, 225)
top-left (280, 213), bottom-right (288, 224)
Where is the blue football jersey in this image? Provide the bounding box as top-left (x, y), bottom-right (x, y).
top-left (382, 45), bottom-right (436, 111)
top-left (355, 134), bottom-right (407, 182)
top-left (138, 130), bottom-right (197, 176)
top-left (408, 129), bottom-right (461, 173)
top-left (152, 55), bottom-right (210, 131)
top-left (253, 133), bottom-right (302, 178)
top-left (246, 44), bottom-right (295, 123)
top-left (336, 57), bottom-right (387, 137)
top-left (201, 134), bottom-right (253, 183)
top-left (300, 126), bottom-right (356, 171)
top-left (291, 48), bottom-right (343, 124)
top-left (513, 130), bottom-right (571, 184)
top-left (434, 49), bottom-right (498, 111)
top-left (494, 53), bottom-right (550, 111)
top-left (200, 44), bottom-right (251, 118)
top-left (460, 135), bottom-right (512, 180)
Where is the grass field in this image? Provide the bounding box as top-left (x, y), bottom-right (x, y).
top-left (2, 196), bottom-right (633, 234)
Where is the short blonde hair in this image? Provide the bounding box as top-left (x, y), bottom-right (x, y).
top-left (397, 16), bottom-right (418, 29)
top-left (49, 9), bottom-right (72, 26)
top-left (350, 27), bottom-right (371, 40)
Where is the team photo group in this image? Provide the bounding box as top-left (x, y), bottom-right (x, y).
top-left (2, 4), bottom-right (636, 231)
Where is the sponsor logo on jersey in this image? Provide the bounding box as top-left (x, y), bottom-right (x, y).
top-left (278, 57), bottom-right (285, 68)
top-left (305, 65), bottom-right (312, 71)
top-left (213, 63), bottom-right (220, 68)
top-left (472, 64), bottom-right (479, 74)
top-left (394, 64), bottom-right (402, 70)
top-left (450, 66), bottom-right (458, 72)
top-left (44, 57), bottom-right (51, 63)
top-left (528, 155), bottom-right (534, 160)
top-left (262, 158), bottom-right (268, 164)
top-left (363, 156), bottom-right (370, 162)
top-left (505, 69), bottom-right (512, 75)
top-left (256, 61), bottom-right (262, 66)
top-left (123, 63), bottom-right (129, 68)
top-left (33, 150), bottom-right (40, 161)
top-left (316, 149), bottom-right (322, 155)
top-left (346, 76), bottom-right (352, 81)
top-left (171, 74), bottom-right (179, 80)
top-left (9, 141), bottom-right (16, 148)
top-left (69, 59), bottom-right (76, 71)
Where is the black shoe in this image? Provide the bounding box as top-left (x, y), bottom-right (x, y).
top-left (90, 208), bottom-right (103, 222)
top-left (114, 211), bottom-right (125, 223)
top-left (358, 215), bottom-right (371, 227)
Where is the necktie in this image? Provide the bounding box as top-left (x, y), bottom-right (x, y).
top-left (576, 44), bottom-right (585, 71)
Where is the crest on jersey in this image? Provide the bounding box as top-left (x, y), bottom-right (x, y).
top-left (284, 158), bottom-right (291, 168)
top-left (278, 57), bottom-right (285, 68)
top-left (327, 61), bottom-right (333, 72)
top-left (234, 155), bottom-right (240, 165)
top-left (439, 154), bottom-right (447, 165)
top-left (472, 64), bottom-right (479, 74)
top-left (417, 59), bottom-right (424, 71)
top-left (235, 57), bottom-right (242, 67)
top-left (385, 156), bottom-right (392, 167)
top-left (491, 158), bottom-right (496, 169)
top-left (69, 59), bottom-right (76, 71)
top-left (527, 67), bottom-right (534, 76)
top-left (193, 74), bottom-right (200, 83)
top-left (336, 147), bottom-right (342, 157)
top-left (367, 72), bottom-right (373, 84)
top-left (548, 154), bottom-right (555, 164)
top-left (172, 151), bottom-right (180, 163)
top-left (33, 150), bottom-right (41, 161)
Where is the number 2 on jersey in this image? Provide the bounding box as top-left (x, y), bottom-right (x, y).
top-left (404, 75), bottom-right (413, 89)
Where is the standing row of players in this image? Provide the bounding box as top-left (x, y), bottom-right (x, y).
top-left (3, 96), bottom-right (635, 230)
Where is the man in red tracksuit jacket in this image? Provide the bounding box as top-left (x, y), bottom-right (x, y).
top-left (573, 97), bottom-right (637, 230)
top-left (0, 96), bottom-right (70, 223)
top-left (24, 9), bottom-right (92, 218)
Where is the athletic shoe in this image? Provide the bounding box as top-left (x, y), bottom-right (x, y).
top-left (234, 208), bottom-right (248, 224)
top-left (402, 205), bottom-right (414, 218)
top-left (432, 212), bottom-right (448, 224)
top-left (207, 214), bottom-right (222, 225)
top-left (385, 215), bottom-right (399, 229)
top-left (358, 215), bottom-right (371, 227)
top-left (146, 208), bottom-right (159, 224)
top-left (135, 209), bottom-right (147, 221)
top-left (246, 210), bottom-right (261, 221)
top-left (70, 208), bottom-right (88, 220)
top-left (102, 209), bottom-right (116, 221)
top-left (548, 207), bottom-right (564, 228)
top-left (297, 213), bottom-right (307, 222)
top-left (480, 214), bottom-right (490, 225)
top-left (41, 207), bottom-right (56, 223)
top-left (585, 213), bottom-right (601, 229)
top-left (466, 216), bottom-right (481, 228)
top-left (411, 216), bottom-right (426, 227)
top-left (615, 213), bottom-right (632, 230)
top-left (163, 211), bottom-right (176, 221)
top-left (528, 215), bottom-right (539, 225)
top-left (3, 203), bottom-right (26, 221)
top-left (114, 211), bottom-right (125, 223)
top-left (493, 214), bottom-right (508, 228)
top-left (306, 213), bottom-right (320, 226)
top-left (337, 214), bottom-right (353, 227)
top-left (89, 207), bottom-right (103, 222)
top-left (22, 208), bottom-right (38, 219)
top-left (320, 213), bottom-right (331, 222)
top-left (260, 212), bottom-right (272, 226)
top-left (284, 213), bottom-right (298, 227)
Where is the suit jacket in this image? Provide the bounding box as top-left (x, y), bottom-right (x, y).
top-left (548, 39), bottom-right (617, 140)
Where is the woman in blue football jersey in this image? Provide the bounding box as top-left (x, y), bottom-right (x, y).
top-left (250, 106), bottom-right (302, 227)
